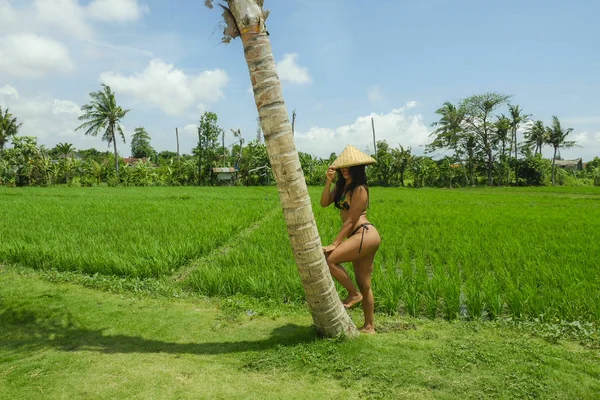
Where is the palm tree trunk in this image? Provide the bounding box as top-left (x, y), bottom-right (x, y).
top-left (552, 147), bottom-right (557, 185)
top-left (112, 132), bottom-right (119, 178)
top-left (223, 0), bottom-right (358, 338)
top-left (487, 150), bottom-right (493, 186)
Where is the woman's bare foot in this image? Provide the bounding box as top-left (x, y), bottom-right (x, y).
top-left (342, 293), bottom-right (363, 308)
top-left (359, 325), bottom-right (376, 334)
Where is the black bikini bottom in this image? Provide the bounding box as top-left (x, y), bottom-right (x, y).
top-left (350, 223), bottom-right (373, 253)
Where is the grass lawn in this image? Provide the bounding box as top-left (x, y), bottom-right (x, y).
top-left (2, 266), bottom-right (599, 400)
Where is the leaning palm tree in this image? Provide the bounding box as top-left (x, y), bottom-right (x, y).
top-left (76, 84), bottom-right (130, 177)
top-left (546, 116), bottom-right (577, 185)
top-left (206, 0), bottom-right (358, 338)
top-left (0, 106), bottom-right (22, 151)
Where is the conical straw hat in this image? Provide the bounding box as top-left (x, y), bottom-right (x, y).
top-left (331, 145), bottom-right (377, 169)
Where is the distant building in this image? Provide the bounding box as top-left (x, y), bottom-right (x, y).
top-left (554, 158), bottom-right (583, 171)
top-left (212, 167), bottom-right (238, 185)
top-left (123, 157), bottom-right (148, 165)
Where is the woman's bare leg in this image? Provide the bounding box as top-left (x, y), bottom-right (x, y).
top-left (327, 226), bottom-right (381, 313)
top-left (326, 257), bottom-right (360, 302)
top-left (354, 253), bottom-right (376, 334)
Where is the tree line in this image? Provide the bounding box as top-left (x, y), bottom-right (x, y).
top-left (1, 87), bottom-right (599, 188)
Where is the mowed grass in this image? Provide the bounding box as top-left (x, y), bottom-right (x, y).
top-left (2, 269), bottom-right (600, 400)
top-left (0, 187), bottom-right (276, 277)
top-left (2, 185), bottom-right (599, 323)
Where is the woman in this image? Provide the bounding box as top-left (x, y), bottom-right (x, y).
top-left (320, 145), bottom-right (381, 334)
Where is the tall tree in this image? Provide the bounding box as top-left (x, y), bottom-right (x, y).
top-left (194, 111), bottom-right (222, 185)
top-left (131, 127), bottom-right (155, 159)
top-left (492, 115), bottom-right (511, 185)
top-left (523, 120), bottom-right (547, 156)
top-left (507, 104), bottom-right (530, 184)
top-left (393, 145), bottom-right (412, 187)
top-left (507, 104), bottom-right (530, 159)
top-left (427, 101), bottom-right (469, 185)
top-left (0, 107), bottom-right (22, 151)
top-left (54, 142), bottom-right (76, 184)
top-left (206, 0), bottom-right (358, 337)
top-left (546, 116), bottom-right (577, 185)
top-left (461, 92), bottom-right (511, 186)
top-left (76, 84), bottom-right (130, 177)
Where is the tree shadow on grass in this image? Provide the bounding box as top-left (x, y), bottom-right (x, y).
top-left (0, 306), bottom-right (318, 356)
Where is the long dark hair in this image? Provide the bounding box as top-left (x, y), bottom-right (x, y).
top-left (333, 165), bottom-right (369, 209)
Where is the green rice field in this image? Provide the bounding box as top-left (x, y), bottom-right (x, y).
top-left (1, 186), bottom-right (599, 323)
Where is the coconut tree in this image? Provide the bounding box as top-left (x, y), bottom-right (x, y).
top-left (523, 120), bottom-right (547, 156)
top-left (76, 84), bottom-right (130, 177)
top-left (507, 104), bottom-right (530, 159)
top-left (0, 106), bottom-right (22, 151)
top-left (427, 101), bottom-right (469, 185)
top-left (507, 104), bottom-right (530, 184)
top-left (546, 116), bottom-right (577, 185)
top-left (205, 0), bottom-right (358, 337)
top-left (55, 142), bottom-right (76, 184)
top-left (492, 115), bottom-right (511, 185)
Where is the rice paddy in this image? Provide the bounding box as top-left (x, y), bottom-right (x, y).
top-left (1, 185), bottom-right (599, 323)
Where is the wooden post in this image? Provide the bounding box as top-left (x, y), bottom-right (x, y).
top-left (371, 117), bottom-right (377, 155)
top-left (175, 127), bottom-right (180, 161)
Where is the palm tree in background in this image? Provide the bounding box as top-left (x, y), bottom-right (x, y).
top-left (55, 142), bottom-right (75, 159)
top-left (507, 104), bottom-right (530, 159)
top-left (427, 101), bottom-right (469, 185)
top-left (0, 106), bottom-right (22, 150)
top-left (493, 115), bottom-right (511, 185)
top-left (546, 116), bottom-right (577, 185)
top-left (76, 84), bottom-right (130, 177)
top-left (524, 120), bottom-right (547, 156)
top-left (507, 104), bottom-right (530, 183)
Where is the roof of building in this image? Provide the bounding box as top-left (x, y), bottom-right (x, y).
top-left (212, 167), bottom-right (238, 173)
top-left (554, 158), bottom-right (582, 167)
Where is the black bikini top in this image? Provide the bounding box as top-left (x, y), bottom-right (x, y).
top-left (335, 190), bottom-right (368, 213)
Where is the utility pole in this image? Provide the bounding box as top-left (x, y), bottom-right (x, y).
top-left (371, 117), bottom-right (377, 155)
top-left (175, 127), bottom-right (180, 162)
top-left (292, 109), bottom-right (297, 136)
top-left (222, 129), bottom-right (226, 166)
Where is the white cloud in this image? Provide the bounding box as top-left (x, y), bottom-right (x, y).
top-left (52, 99), bottom-right (81, 115)
top-left (555, 130), bottom-right (600, 162)
top-left (0, 34), bottom-right (75, 78)
top-left (0, 86), bottom-right (86, 145)
top-left (0, 0), bottom-right (92, 39)
top-left (294, 102), bottom-right (430, 158)
top-left (99, 59), bottom-right (228, 116)
top-left (33, 0), bottom-right (94, 39)
top-left (367, 85), bottom-right (383, 102)
top-left (276, 53), bottom-right (311, 84)
top-left (183, 124), bottom-right (198, 137)
top-left (87, 0), bottom-right (148, 22)
top-left (0, 85), bottom-right (19, 99)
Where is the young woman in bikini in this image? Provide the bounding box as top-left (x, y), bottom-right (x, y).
top-left (320, 145), bottom-right (381, 334)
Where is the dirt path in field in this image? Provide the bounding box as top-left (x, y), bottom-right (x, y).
top-left (172, 207), bottom-right (281, 282)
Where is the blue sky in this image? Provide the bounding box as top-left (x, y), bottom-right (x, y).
top-left (1, 0), bottom-right (599, 161)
